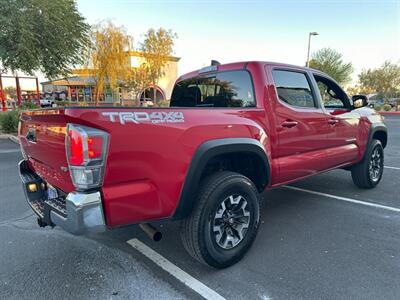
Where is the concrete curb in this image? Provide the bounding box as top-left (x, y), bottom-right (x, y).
top-left (0, 134), bottom-right (19, 144)
top-left (379, 111), bottom-right (400, 115)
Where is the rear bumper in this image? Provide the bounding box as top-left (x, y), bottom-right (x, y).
top-left (18, 160), bottom-right (106, 235)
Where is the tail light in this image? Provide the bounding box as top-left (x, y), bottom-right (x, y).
top-left (65, 124), bottom-right (109, 190)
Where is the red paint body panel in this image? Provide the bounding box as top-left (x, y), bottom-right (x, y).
top-left (18, 61), bottom-right (385, 228)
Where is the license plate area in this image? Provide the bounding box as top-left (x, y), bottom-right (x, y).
top-left (47, 184), bottom-right (58, 200)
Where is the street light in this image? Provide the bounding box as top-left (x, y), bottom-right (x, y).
top-left (306, 31), bottom-right (319, 67)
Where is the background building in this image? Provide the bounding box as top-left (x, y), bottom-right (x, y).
top-left (41, 51), bottom-right (180, 105)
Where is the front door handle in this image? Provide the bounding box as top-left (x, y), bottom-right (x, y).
top-left (328, 119), bottom-right (339, 125)
top-left (282, 120), bottom-right (298, 128)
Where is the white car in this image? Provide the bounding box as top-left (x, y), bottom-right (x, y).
top-left (40, 98), bottom-right (55, 107)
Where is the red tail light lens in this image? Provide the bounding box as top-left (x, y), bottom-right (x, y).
top-left (66, 124), bottom-right (109, 190)
top-left (69, 128), bottom-right (84, 165)
top-left (87, 136), bottom-right (103, 159)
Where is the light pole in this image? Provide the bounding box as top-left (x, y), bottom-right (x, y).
top-left (306, 32), bottom-right (319, 67)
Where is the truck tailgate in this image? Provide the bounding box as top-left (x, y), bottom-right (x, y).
top-left (19, 109), bottom-right (75, 193)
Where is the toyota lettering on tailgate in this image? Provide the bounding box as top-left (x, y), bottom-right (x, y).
top-left (102, 111), bottom-right (185, 124)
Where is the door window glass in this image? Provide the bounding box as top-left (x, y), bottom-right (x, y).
top-left (272, 70), bottom-right (316, 108)
top-left (313, 75), bottom-right (350, 109)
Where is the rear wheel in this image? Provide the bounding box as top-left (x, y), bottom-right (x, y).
top-left (351, 139), bottom-right (384, 188)
top-left (180, 171), bottom-right (261, 268)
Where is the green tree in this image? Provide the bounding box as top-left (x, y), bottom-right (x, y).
top-left (358, 61), bottom-right (400, 100)
top-left (4, 86), bottom-right (16, 99)
top-left (124, 28), bottom-right (177, 104)
top-left (0, 0), bottom-right (89, 78)
top-left (84, 22), bottom-right (132, 104)
top-left (309, 48), bottom-right (354, 84)
top-left (139, 28), bottom-right (177, 86)
top-left (125, 65), bottom-right (152, 104)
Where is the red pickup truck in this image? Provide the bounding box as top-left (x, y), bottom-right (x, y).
top-left (18, 61), bottom-right (387, 268)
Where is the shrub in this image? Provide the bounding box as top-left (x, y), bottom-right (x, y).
top-left (21, 102), bottom-right (40, 110)
top-left (156, 100), bottom-right (170, 107)
top-left (383, 104), bottom-right (392, 112)
top-left (374, 105), bottom-right (382, 111)
top-left (0, 111), bottom-right (19, 133)
top-left (55, 100), bottom-right (70, 107)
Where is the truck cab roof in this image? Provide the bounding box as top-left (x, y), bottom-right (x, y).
top-left (177, 61), bottom-right (314, 82)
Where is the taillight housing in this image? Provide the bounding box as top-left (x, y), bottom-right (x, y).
top-left (65, 124), bottom-right (109, 190)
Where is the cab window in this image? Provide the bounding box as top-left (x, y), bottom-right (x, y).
top-left (272, 70), bottom-right (316, 108)
top-left (170, 70), bottom-right (256, 108)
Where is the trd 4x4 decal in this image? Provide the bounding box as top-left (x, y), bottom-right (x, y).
top-left (102, 111), bottom-right (185, 124)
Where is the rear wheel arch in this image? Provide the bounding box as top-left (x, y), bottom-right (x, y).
top-left (172, 138), bottom-right (270, 220)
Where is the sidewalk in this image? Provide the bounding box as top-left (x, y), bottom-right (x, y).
top-left (379, 111), bottom-right (400, 115)
top-left (0, 134), bottom-right (19, 144)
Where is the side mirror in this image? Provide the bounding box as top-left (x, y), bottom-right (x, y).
top-left (352, 95), bottom-right (368, 109)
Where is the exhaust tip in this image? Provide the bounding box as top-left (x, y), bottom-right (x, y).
top-left (139, 223), bottom-right (162, 242)
top-left (153, 231), bottom-right (162, 242)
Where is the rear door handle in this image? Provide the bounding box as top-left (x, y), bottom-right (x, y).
top-left (282, 120), bottom-right (298, 128)
top-left (328, 119), bottom-right (339, 125)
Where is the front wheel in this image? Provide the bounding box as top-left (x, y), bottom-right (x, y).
top-left (180, 171), bottom-right (261, 268)
top-left (351, 139), bottom-right (384, 188)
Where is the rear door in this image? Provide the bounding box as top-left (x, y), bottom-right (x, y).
top-left (266, 67), bottom-right (331, 183)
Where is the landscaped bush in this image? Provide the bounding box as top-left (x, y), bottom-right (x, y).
top-left (21, 102), bottom-right (40, 110)
top-left (77, 102), bottom-right (89, 107)
top-left (156, 100), bottom-right (170, 107)
top-left (374, 105), bottom-right (382, 111)
top-left (383, 104), bottom-right (392, 112)
top-left (0, 111), bottom-right (19, 133)
top-left (55, 100), bottom-right (70, 107)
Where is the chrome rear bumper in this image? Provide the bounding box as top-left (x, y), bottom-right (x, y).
top-left (19, 160), bottom-right (106, 235)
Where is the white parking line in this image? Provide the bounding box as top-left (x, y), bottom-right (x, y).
top-left (385, 166), bottom-right (400, 170)
top-left (0, 149), bottom-right (20, 154)
top-left (127, 238), bottom-right (226, 300)
top-left (283, 185), bottom-right (400, 213)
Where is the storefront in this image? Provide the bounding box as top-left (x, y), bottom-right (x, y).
top-left (41, 51), bottom-right (180, 105)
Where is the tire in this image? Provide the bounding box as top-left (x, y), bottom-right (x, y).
top-left (180, 171), bottom-right (261, 268)
top-left (351, 139), bottom-right (384, 189)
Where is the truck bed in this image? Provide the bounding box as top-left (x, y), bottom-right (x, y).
top-left (19, 106), bottom-right (267, 227)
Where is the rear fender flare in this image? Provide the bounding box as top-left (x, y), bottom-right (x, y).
top-left (172, 138), bottom-right (270, 220)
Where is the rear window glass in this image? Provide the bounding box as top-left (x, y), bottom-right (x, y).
top-left (272, 70), bottom-right (316, 108)
top-left (170, 70), bottom-right (256, 108)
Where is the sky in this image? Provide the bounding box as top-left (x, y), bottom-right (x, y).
top-left (3, 0), bottom-right (400, 89)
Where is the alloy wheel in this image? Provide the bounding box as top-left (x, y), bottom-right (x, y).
top-left (369, 147), bottom-right (382, 182)
top-left (212, 195), bottom-right (251, 249)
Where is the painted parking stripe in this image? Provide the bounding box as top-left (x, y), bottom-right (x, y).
top-left (283, 185), bottom-right (400, 213)
top-left (127, 238), bottom-right (226, 300)
top-left (385, 166), bottom-right (400, 170)
top-left (0, 149), bottom-right (20, 154)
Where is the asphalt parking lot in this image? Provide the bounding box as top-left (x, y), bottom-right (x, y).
top-left (1, 115), bottom-right (399, 300)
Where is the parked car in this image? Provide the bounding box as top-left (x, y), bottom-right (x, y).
top-left (40, 97), bottom-right (55, 107)
top-left (18, 61), bottom-right (387, 268)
